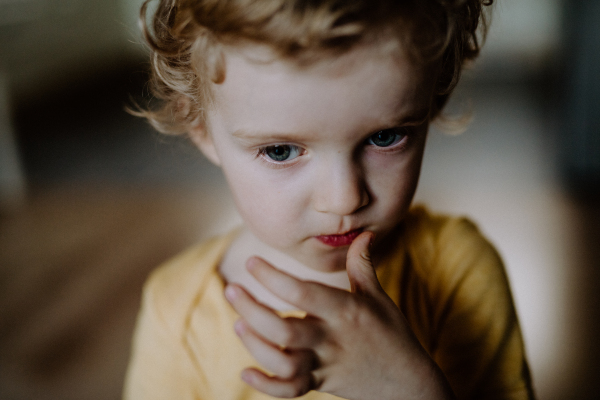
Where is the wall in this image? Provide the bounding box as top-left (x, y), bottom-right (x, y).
top-left (0, 0), bottom-right (138, 103)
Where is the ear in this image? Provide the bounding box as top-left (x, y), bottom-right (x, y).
top-left (189, 123), bottom-right (221, 166)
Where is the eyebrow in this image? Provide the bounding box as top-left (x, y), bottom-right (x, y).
top-left (231, 108), bottom-right (432, 142)
top-left (390, 108), bottom-right (431, 127)
top-left (231, 129), bottom-right (320, 143)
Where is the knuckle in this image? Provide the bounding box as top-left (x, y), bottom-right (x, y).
top-left (288, 284), bottom-right (313, 306)
top-left (277, 358), bottom-right (298, 380)
top-left (283, 377), bottom-right (311, 398)
top-left (295, 375), bottom-right (314, 397)
top-left (278, 349), bottom-right (316, 380)
top-left (338, 298), bottom-right (371, 327)
top-left (276, 323), bottom-right (296, 348)
top-left (339, 298), bottom-right (360, 323)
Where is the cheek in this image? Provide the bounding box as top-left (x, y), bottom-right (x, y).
top-left (221, 162), bottom-right (310, 240)
top-left (366, 147), bottom-right (425, 216)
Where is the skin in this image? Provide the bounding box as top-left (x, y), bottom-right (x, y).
top-left (190, 38), bottom-right (455, 399)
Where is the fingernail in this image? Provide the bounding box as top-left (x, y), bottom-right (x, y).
top-left (246, 257), bottom-right (257, 272)
top-left (225, 285), bottom-right (238, 302)
top-left (241, 370), bottom-right (253, 384)
top-left (233, 319), bottom-right (245, 336)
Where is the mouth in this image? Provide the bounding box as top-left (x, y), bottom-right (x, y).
top-left (315, 228), bottom-right (364, 247)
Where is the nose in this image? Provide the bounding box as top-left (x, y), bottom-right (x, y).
top-left (313, 158), bottom-right (369, 216)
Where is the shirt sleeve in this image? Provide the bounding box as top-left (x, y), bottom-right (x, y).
top-left (401, 211), bottom-right (534, 400)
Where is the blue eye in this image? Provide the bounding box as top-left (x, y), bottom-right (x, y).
top-left (367, 128), bottom-right (406, 147)
top-left (263, 145), bottom-right (302, 162)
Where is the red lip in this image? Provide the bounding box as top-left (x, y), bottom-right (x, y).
top-left (315, 228), bottom-right (364, 247)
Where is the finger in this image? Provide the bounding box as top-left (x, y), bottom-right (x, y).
top-left (246, 257), bottom-right (349, 320)
top-left (241, 367), bottom-right (315, 398)
top-left (234, 319), bottom-right (317, 380)
top-left (346, 231), bottom-right (382, 295)
top-left (225, 284), bottom-right (321, 348)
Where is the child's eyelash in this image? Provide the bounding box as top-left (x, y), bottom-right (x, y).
top-left (365, 127), bottom-right (413, 152)
top-left (256, 144), bottom-right (305, 168)
top-left (253, 126), bottom-right (415, 168)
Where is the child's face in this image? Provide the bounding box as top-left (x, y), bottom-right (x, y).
top-left (193, 39), bottom-right (438, 273)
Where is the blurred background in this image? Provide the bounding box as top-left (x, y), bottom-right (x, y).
top-left (0, 0), bottom-right (598, 399)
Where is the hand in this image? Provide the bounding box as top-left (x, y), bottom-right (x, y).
top-left (224, 232), bottom-right (454, 400)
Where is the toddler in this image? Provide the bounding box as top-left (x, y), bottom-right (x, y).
top-left (124, 0), bottom-right (534, 399)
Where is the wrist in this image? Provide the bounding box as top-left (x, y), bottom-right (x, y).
top-left (400, 356), bottom-right (455, 400)
top-left (376, 352), bottom-right (455, 400)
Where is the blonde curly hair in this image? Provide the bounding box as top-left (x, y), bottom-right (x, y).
top-left (136, 0), bottom-right (493, 135)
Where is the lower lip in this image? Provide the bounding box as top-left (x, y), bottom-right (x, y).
top-left (315, 229), bottom-right (363, 247)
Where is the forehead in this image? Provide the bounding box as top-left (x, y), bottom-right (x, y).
top-left (207, 38), bottom-right (437, 139)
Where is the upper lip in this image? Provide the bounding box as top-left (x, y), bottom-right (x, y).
top-left (317, 227), bottom-right (364, 237)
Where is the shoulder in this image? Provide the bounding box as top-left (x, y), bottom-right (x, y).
top-left (140, 229), bottom-right (239, 337)
top-left (397, 205), bottom-right (517, 343)
top-left (400, 207), bottom-right (532, 398)
top-left (402, 205), bottom-right (506, 286)
top-left (404, 205), bottom-right (494, 255)
top-left (379, 205), bottom-right (510, 318)
top-left (124, 230), bottom-right (240, 399)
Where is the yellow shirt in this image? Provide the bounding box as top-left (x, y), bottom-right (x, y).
top-left (123, 206), bottom-right (534, 399)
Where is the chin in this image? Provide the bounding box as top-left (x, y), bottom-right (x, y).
top-left (301, 248), bottom-right (349, 273)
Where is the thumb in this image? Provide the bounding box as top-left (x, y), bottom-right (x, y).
top-left (346, 231), bottom-right (381, 295)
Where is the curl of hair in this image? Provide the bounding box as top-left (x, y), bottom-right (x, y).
top-left (135, 0), bottom-right (493, 135)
